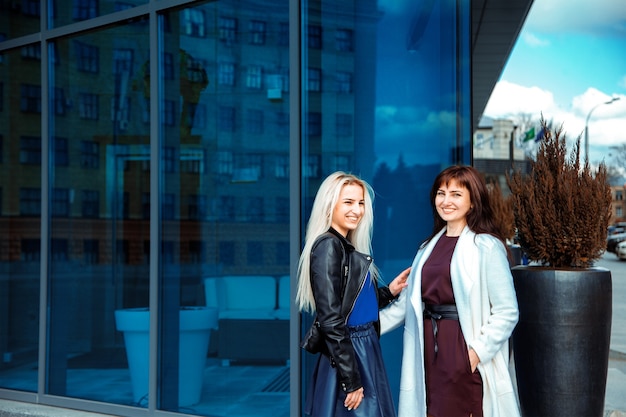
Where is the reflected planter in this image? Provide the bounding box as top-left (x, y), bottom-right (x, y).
top-left (114, 306), bottom-right (218, 407)
top-left (511, 266), bottom-right (612, 417)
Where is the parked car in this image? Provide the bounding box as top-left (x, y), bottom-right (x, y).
top-left (607, 232), bottom-right (626, 254)
top-left (616, 240), bottom-right (626, 260)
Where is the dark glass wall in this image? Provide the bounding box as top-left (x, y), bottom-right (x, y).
top-left (0, 45), bottom-right (42, 394)
top-left (300, 0), bottom-right (471, 407)
top-left (0, 0), bottom-right (470, 415)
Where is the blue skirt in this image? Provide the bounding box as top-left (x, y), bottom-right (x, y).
top-left (304, 322), bottom-right (396, 417)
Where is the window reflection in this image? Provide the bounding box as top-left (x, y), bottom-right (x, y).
top-left (157, 0), bottom-right (290, 413)
top-left (0, 47), bottom-right (41, 392)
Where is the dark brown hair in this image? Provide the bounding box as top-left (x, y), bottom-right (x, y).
top-left (424, 165), bottom-right (506, 247)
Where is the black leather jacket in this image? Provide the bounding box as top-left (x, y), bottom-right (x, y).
top-left (310, 227), bottom-right (397, 393)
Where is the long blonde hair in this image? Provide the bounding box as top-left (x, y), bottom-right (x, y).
top-left (296, 172), bottom-right (377, 313)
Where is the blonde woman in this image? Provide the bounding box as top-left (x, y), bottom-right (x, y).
top-left (297, 171), bottom-right (410, 417)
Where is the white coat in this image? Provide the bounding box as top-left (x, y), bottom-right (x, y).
top-left (380, 226), bottom-right (521, 417)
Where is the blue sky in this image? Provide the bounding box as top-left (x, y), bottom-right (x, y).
top-left (483, 0), bottom-right (626, 165)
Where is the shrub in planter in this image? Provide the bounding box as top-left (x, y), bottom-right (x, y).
top-left (506, 118), bottom-right (613, 417)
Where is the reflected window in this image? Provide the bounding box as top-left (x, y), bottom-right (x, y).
top-left (246, 65), bottom-right (262, 89)
top-left (53, 88), bottom-right (67, 115)
top-left (278, 22), bottom-right (289, 46)
top-left (112, 48), bottom-right (133, 75)
top-left (218, 196), bottom-right (234, 220)
top-left (335, 71), bottom-right (352, 94)
top-left (53, 137), bottom-right (69, 166)
top-left (20, 136), bottom-right (41, 164)
top-left (189, 241), bottom-right (205, 264)
top-left (185, 103), bottom-right (206, 129)
top-left (249, 20), bottom-right (266, 45)
top-left (20, 84), bottom-right (41, 113)
top-left (307, 67), bottom-right (321, 92)
top-left (247, 241), bottom-right (263, 264)
top-left (335, 29), bottom-right (353, 52)
top-left (163, 146), bottom-right (176, 173)
top-left (307, 24), bottom-right (322, 49)
top-left (117, 192), bottom-right (129, 219)
top-left (307, 112), bottom-right (321, 136)
top-left (217, 151), bottom-right (233, 175)
top-left (219, 241), bottom-right (235, 265)
top-left (275, 197), bottom-right (288, 223)
top-left (81, 190), bottom-right (99, 218)
top-left (52, 188), bottom-right (70, 217)
top-left (22, 0), bottom-right (40, 16)
top-left (142, 193), bottom-right (149, 219)
top-left (245, 197), bottom-right (263, 223)
top-left (219, 16), bottom-right (237, 44)
top-left (79, 93), bottom-right (99, 119)
top-left (51, 238), bottom-right (69, 261)
top-left (276, 241), bottom-right (289, 264)
top-left (275, 155), bottom-right (288, 178)
top-left (331, 155), bottom-right (350, 172)
top-left (163, 52), bottom-right (174, 79)
top-left (73, 0), bottom-right (97, 21)
top-left (21, 44), bottom-right (41, 60)
top-left (275, 111), bottom-right (288, 137)
top-left (188, 194), bottom-right (207, 220)
top-left (75, 42), bottom-right (99, 73)
top-left (185, 56), bottom-right (206, 83)
top-left (163, 100), bottom-right (176, 126)
top-left (304, 155), bottom-right (320, 178)
top-left (218, 62), bottom-right (235, 86)
top-left (83, 239), bottom-right (99, 264)
top-left (80, 140), bottom-right (99, 168)
top-left (336, 113), bottom-right (352, 137)
top-left (116, 239), bottom-right (129, 264)
top-left (219, 106), bottom-right (236, 132)
top-left (20, 187), bottom-right (41, 216)
top-left (162, 193), bottom-right (175, 220)
top-left (182, 8), bottom-right (206, 37)
top-left (246, 109), bottom-right (263, 134)
top-left (21, 239), bottom-right (41, 261)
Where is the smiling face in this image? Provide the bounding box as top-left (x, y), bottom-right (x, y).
top-left (435, 179), bottom-right (472, 233)
top-left (331, 183), bottom-right (365, 237)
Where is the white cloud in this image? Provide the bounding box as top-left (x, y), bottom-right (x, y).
top-left (484, 81), bottom-right (626, 163)
top-left (523, 0), bottom-right (626, 36)
top-left (522, 32), bottom-right (550, 47)
top-left (483, 80), bottom-right (558, 120)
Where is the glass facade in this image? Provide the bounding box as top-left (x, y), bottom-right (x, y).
top-left (0, 0), bottom-right (470, 415)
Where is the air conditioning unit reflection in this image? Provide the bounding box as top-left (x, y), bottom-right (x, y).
top-left (267, 88), bottom-right (282, 100)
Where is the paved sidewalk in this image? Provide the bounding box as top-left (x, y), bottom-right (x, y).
top-left (599, 253), bottom-right (626, 417)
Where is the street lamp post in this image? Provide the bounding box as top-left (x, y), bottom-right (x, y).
top-left (585, 96), bottom-right (620, 161)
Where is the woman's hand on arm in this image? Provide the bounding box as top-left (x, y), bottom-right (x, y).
top-left (388, 267), bottom-right (411, 296)
top-left (344, 387), bottom-right (364, 410)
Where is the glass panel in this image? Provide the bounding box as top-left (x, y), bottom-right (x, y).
top-left (0, 46), bottom-right (42, 393)
top-left (157, 0), bottom-right (290, 414)
top-left (50, 0), bottom-right (149, 29)
top-left (300, 0), bottom-right (471, 412)
top-left (46, 22), bottom-right (150, 405)
top-left (0, 0), bottom-right (41, 40)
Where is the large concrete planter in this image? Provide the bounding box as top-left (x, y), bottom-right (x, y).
top-left (511, 266), bottom-right (612, 417)
top-left (114, 306), bottom-right (218, 407)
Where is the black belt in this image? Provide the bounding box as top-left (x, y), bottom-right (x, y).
top-left (423, 304), bottom-right (459, 356)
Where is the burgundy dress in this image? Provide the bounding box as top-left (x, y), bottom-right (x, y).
top-left (421, 235), bottom-right (483, 417)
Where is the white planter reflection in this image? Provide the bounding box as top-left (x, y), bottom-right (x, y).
top-left (114, 306), bottom-right (218, 407)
